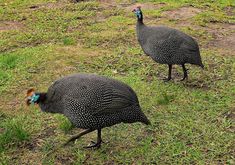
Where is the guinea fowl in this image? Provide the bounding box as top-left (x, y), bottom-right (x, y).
top-left (133, 6), bottom-right (204, 81)
top-left (26, 73), bottom-right (150, 148)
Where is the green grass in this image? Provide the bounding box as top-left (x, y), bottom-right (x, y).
top-left (0, 54), bottom-right (19, 69)
top-left (0, 71), bottom-right (10, 87)
top-left (0, 117), bottom-right (30, 153)
top-left (62, 37), bottom-right (76, 45)
top-left (194, 10), bottom-right (234, 26)
top-left (0, 0), bottom-right (234, 164)
top-left (0, 152), bottom-right (10, 165)
top-left (56, 115), bottom-right (74, 133)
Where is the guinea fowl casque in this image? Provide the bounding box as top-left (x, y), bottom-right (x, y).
top-left (133, 6), bottom-right (204, 81)
top-left (26, 73), bottom-right (150, 148)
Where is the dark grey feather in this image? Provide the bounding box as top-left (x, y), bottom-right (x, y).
top-left (38, 73), bottom-right (150, 129)
top-left (136, 16), bottom-right (204, 67)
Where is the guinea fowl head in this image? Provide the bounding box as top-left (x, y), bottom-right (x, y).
top-left (132, 6), bottom-right (143, 22)
top-left (26, 88), bottom-right (40, 106)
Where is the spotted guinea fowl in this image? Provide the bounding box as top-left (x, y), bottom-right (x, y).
top-left (26, 73), bottom-right (150, 148)
top-left (133, 6), bottom-right (204, 81)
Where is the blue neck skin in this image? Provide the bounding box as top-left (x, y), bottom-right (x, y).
top-left (29, 93), bottom-right (40, 104)
top-left (136, 10), bottom-right (141, 19)
top-left (135, 9), bottom-right (143, 24)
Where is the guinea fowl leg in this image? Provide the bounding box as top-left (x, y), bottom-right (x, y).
top-left (63, 128), bottom-right (94, 146)
top-left (45, 129), bottom-right (95, 156)
top-left (181, 64), bottom-right (188, 81)
top-left (84, 129), bottom-right (103, 149)
top-left (163, 64), bottom-right (172, 82)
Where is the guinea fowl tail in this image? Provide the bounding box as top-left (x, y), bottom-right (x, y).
top-left (137, 104), bottom-right (151, 125)
top-left (142, 116), bottom-right (151, 125)
top-left (193, 61), bottom-right (204, 69)
top-left (200, 63), bottom-right (204, 69)
top-left (139, 111), bottom-right (151, 125)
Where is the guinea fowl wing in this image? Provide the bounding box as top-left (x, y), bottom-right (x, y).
top-left (62, 81), bottom-right (137, 117)
top-left (145, 31), bottom-right (183, 60)
top-left (92, 88), bottom-right (136, 116)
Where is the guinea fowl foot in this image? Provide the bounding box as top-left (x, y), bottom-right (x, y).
top-left (84, 140), bottom-right (103, 149)
top-left (180, 70), bottom-right (189, 81)
top-left (180, 65), bottom-right (188, 81)
top-left (180, 76), bottom-right (188, 81)
top-left (163, 77), bottom-right (172, 82)
top-left (163, 65), bottom-right (172, 82)
top-left (63, 129), bottom-right (94, 146)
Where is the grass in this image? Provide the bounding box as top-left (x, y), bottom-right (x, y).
top-left (0, 117), bottom-right (30, 153)
top-left (194, 10), bottom-right (234, 26)
top-left (63, 37), bottom-right (76, 45)
top-left (56, 115), bottom-right (74, 133)
top-left (0, 0), bottom-right (234, 164)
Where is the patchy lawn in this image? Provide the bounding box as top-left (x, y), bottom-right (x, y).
top-left (0, 0), bottom-right (234, 164)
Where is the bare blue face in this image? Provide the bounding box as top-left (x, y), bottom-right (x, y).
top-left (133, 8), bottom-right (142, 19)
top-left (27, 93), bottom-right (40, 104)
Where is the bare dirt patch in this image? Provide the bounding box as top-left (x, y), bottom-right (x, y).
top-left (175, 21), bottom-right (235, 56)
top-left (98, 0), bottom-right (118, 8)
top-left (56, 45), bottom-right (109, 58)
top-left (163, 7), bottom-right (202, 20)
top-left (214, 32), bottom-right (235, 51)
top-left (42, 2), bottom-right (65, 9)
top-left (223, 108), bottom-right (235, 120)
top-left (206, 23), bottom-right (235, 54)
top-left (99, 1), bottom-right (166, 11)
top-left (208, 23), bottom-right (235, 38)
top-left (98, 0), bottom-right (116, 3)
top-left (0, 128), bottom-right (4, 134)
top-left (224, 6), bottom-right (234, 16)
top-left (0, 21), bottom-right (24, 32)
top-left (182, 80), bottom-right (210, 90)
top-left (28, 2), bottom-right (65, 10)
top-left (55, 154), bottom-right (75, 164)
top-left (124, 2), bottom-right (166, 11)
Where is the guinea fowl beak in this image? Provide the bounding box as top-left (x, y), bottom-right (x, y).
top-left (26, 98), bottom-right (30, 106)
top-left (26, 96), bottom-right (31, 106)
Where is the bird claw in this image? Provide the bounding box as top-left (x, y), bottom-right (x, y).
top-left (83, 140), bottom-right (102, 149)
top-left (180, 76), bottom-right (188, 81)
top-left (163, 77), bottom-right (171, 82)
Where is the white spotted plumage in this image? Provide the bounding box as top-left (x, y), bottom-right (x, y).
top-left (38, 73), bottom-right (150, 129)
